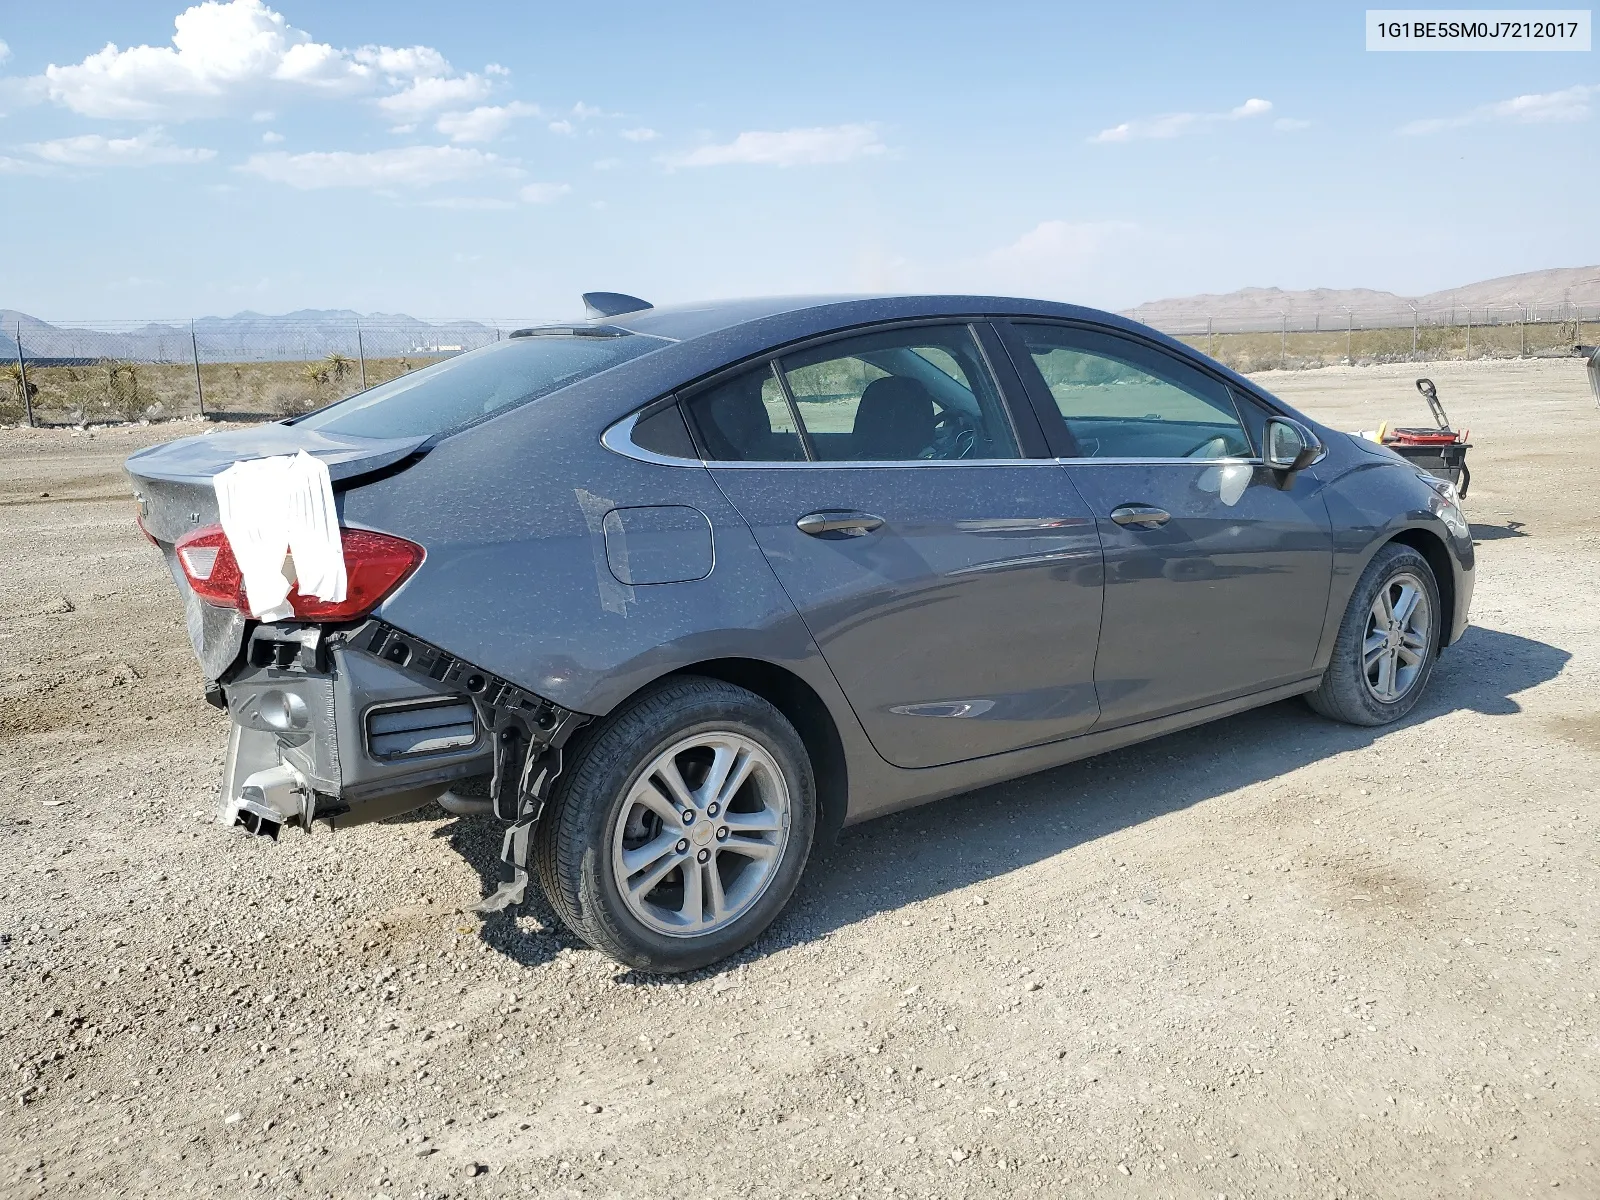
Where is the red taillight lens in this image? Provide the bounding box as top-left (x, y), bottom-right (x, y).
top-left (175, 525), bottom-right (246, 608)
top-left (289, 528), bottom-right (424, 622)
top-left (173, 524), bottom-right (423, 623)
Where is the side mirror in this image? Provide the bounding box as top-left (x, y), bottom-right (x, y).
top-left (1263, 417), bottom-right (1320, 474)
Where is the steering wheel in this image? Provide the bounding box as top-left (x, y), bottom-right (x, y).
top-left (928, 411), bottom-right (979, 459)
top-left (1182, 435), bottom-right (1230, 459)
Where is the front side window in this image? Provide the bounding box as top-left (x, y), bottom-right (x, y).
top-left (1015, 324), bottom-right (1251, 460)
top-left (777, 325), bottom-right (1019, 462)
top-left (296, 332), bottom-right (665, 440)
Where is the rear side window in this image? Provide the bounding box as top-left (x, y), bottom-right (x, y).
top-left (682, 324), bottom-right (1019, 463)
top-left (683, 365), bottom-right (806, 462)
top-left (296, 333), bottom-right (665, 439)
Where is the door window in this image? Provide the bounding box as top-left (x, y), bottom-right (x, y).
top-left (1015, 324), bottom-right (1251, 460)
top-left (778, 325), bottom-right (1019, 461)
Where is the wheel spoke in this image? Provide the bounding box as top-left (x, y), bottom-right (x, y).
top-left (1374, 588), bottom-right (1396, 630)
top-left (679, 856), bottom-right (705, 927)
top-left (713, 749), bottom-right (756, 811)
top-left (631, 782), bottom-right (685, 832)
top-left (626, 848), bottom-right (686, 901)
top-left (1362, 634), bottom-right (1388, 668)
top-left (695, 742), bottom-right (741, 810)
top-left (722, 808), bottom-right (782, 834)
top-left (702, 860), bottom-right (727, 922)
top-left (621, 830), bottom-right (682, 877)
top-left (1392, 583), bottom-right (1421, 627)
top-left (722, 836), bottom-right (779, 862)
top-left (654, 758), bottom-right (696, 813)
top-left (1374, 649), bottom-right (1397, 700)
top-left (1396, 643), bottom-right (1425, 669)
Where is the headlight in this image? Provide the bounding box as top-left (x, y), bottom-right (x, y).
top-left (1417, 472), bottom-right (1470, 540)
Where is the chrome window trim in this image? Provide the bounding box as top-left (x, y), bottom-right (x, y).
top-left (600, 409), bottom-right (705, 467)
top-left (1054, 456), bottom-right (1264, 466)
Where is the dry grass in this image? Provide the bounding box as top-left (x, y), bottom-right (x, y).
top-left (0, 355), bottom-right (448, 426)
top-left (1179, 319), bottom-right (1599, 374)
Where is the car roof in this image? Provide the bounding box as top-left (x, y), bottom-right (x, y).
top-left (600, 293), bottom-right (1150, 344)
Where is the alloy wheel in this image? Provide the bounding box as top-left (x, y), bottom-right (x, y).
top-left (610, 731), bottom-right (791, 938)
top-left (1362, 571), bottom-right (1432, 703)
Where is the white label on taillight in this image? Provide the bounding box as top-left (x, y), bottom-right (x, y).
top-left (179, 545), bottom-right (219, 580)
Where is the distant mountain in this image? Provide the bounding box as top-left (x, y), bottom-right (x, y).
top-left (1124, 266), bottom-right (1600, 332)
top-left (0, 309), bottom-right (521, 364)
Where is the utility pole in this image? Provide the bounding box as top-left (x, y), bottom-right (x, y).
top-left (1206, 315), bottom-right (1213, 358)
top-left (1280, 312), bottom-right (1287, 370)
top-left (1465, 310), bottom-right (1472, 357)
top-left (1517, 303), bottom-right (1527, 356)
top-left (356, 320), bottom-right (368, 390)
top-left (1409, 303), bottom-right (1419, 359)
top-left (15, 323), bottom-right (34, 428)
top-left (190, 319), bottom-right (206, 417)
top-left (1345, 308), bottom-right (1354, 365)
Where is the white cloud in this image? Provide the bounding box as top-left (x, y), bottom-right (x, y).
top-left (435, 100), bottom-right (539, 143)
top-left (261, 129), bottom-right (284, 143)
top-left (593, 157), bottom-right (622, 170)
top-left (519, 181), bottom-right (570, 203)
top-left (375, 72), bottom-right (492, 119)
top-left (1091, 97), bottom-right (1273, 144)
top-left (0, 155), bottom-right (54, 175)
top-left (671, 123), bottom-right (886, 167)
top-left (620, 127), bottom-right (658, 142)
top-left (36, 0), bottom-right (492, 121)
top-left (976, 220), bottom-right (1138, 295)
top-left (0, 39), bottom-right (10, 66)
top-left (27, 127), bottom-right (217, 166)
top-left (241, 144), bottom-right (506, 189)
top-left (1273, 117), bottom-right (1311, 132)
top-left (1399, 84), bottom-right (1596, 135)
top-left (420, 196), bottom-right (517, 210)
top-left (570, 101), bottom-right (605, 120)
top-left (548, 119), bottom-right (574, 135)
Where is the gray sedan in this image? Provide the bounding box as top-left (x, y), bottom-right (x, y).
top-left (126, 293), bottom-right (1475, 972)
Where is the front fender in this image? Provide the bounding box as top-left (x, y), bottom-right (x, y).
top-left (1315, 459), bottom-right (1474, 669)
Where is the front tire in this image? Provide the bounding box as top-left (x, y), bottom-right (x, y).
top-left (1307, 543), bottom-right (1442, 726)
top-left (533, 676), bottom-right (816, 972)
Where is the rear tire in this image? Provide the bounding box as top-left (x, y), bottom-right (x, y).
top-left (1307, 543), bottom-right (1441, 727)
top-left (533, 675), bottom-right (815, 972)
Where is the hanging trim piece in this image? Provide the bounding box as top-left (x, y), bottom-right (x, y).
top-left (344, 619), bottom-right (592, 912)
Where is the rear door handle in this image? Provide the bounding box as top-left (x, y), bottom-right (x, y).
top-left (1110, 504), bottom-right (1171, 528)
top-left (796, 510), bottom-right (885, 537)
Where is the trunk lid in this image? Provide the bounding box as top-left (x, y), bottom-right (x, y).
top-left (126, 422), bottom-right (428, 681)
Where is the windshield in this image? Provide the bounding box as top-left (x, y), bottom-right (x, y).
top-left (295, 332), bottom-right (667, 439)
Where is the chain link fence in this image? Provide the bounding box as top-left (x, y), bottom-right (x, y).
top-left (5, 304), bottom-right (1598, 426)
top-left (3, 316), bottom-right (541, 427)
top-left (1128, 301), bottom-right (1599, 374)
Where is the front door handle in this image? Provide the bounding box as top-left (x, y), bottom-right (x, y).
top-left (796, 510), bottom-right (885, 537)
top-left (1110, 504), bottom-right (1171, 528)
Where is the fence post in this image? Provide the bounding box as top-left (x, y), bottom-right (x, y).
top-left (1465, 310), bottom-right (1472, 357)
top-left (1280, 313), bottom-right (1287, 369)
top-left (15, 324), bottom-right (34, 428)
top-left (1409, 303), bottom-right (1419, 359)
top-left (1518, 304), bottom-right (1527, 356)
top-left (190, 319), bottom-right (206, 417)
top-left (1345, 308), bottom-right (1353, 365)
top-left (1206, 316), bottom-right (1213, 358)
top-left (356, 320), bottom-right (368, 390)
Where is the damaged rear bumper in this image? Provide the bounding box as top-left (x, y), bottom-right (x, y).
top-left (216, 619), bottom-right (588, 841)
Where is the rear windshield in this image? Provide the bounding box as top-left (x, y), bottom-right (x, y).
top-left (294, 333), bottom-right (666, 439)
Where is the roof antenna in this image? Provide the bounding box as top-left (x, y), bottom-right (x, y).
top-left (582, 291), bottom-right (653, 319)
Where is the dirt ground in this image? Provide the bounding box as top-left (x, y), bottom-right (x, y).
top-left (1, 357), bottom-right (1597, 1199)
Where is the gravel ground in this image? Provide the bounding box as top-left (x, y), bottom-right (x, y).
top-left (1, 359), bottom-right (1597, 1198)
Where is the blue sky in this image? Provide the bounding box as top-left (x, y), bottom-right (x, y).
top-left (0, 1), bottom-right (1595, 320)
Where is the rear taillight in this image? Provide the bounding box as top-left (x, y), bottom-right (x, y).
top-left (173, 524), bottom-right (423, 623)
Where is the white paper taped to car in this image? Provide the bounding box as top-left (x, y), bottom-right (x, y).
top-left (213, 451), bottom-right (347, 621)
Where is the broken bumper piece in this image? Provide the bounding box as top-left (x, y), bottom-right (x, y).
top-left (216, 618), bottom-right (590, 913)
